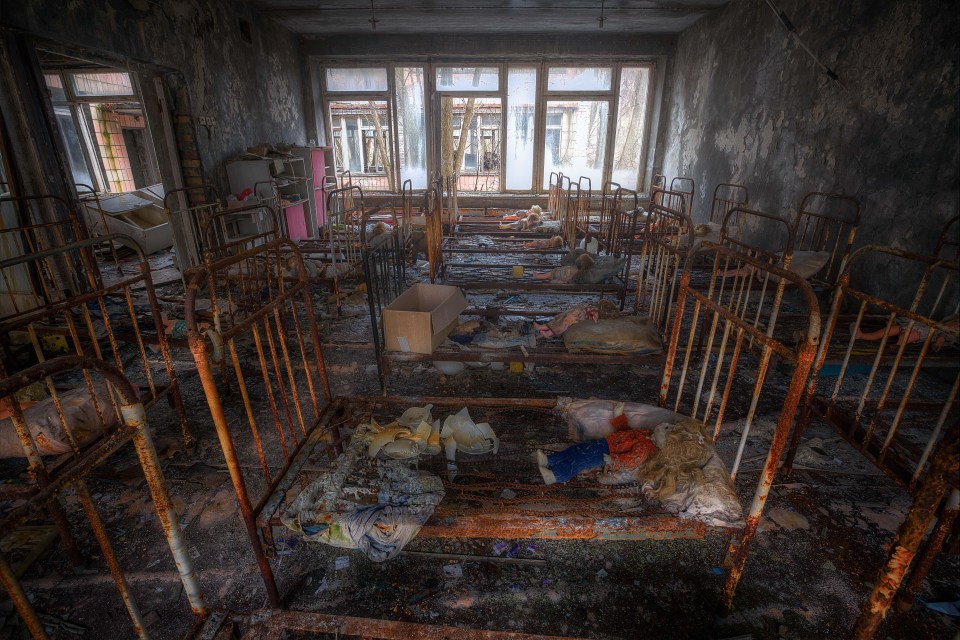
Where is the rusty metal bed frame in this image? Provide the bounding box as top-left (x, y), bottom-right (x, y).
top-left (435, 188), bottom-right (641, 309)
top-left (635, 198), bottom-right (799, 337)
top-left (669, 176), bottom-right (695, 217)
top-left (191, 242), bottom-right (819, 635)
top-left (633, 197), bottom-right (702, 335)
top-left (792, 191), bottom-right (861, 291)
top-left (450, 173), bottom-right (565, 238)
top-left (163, 184), bottom-right (225, 272)
top-left (0, 234), bottom-right (192, 450)
top-left (781, 245), bottom-right (958, 637)
top-left (709, 182), bottom-right (749, 224)
top-left (361, 191), bottom-right (659, 390)
top-left (0, 355), bottom-right (206, 639)
top-left (184, 238), bottom-right (332, 607)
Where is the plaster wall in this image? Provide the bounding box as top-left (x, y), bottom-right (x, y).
top-left (2, 0), bottom-right (307, 193)
top-left (662, 0), bottom-right (959, 292)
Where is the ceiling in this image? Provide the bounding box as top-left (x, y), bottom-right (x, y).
top-left (248, 1), bottom-right (729, 36)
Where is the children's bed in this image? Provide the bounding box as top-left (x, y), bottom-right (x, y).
top-left (782, 244), bottom-right (958, 637)
top-left (183, 238), bottom-right (332, 607)
top-left (791, 191), bottom-right (861, 292)
top-left (187, 241), bottom-right (820, 634)
top-left (0, 233), bottom-right (191, 452)
top-left (0, 355), bottom-right (206, 639)
top-left (708, 182), bottom-right (749, 224)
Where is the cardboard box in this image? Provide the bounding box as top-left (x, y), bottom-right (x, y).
top-left (383, 284), bottom-right (468, 354)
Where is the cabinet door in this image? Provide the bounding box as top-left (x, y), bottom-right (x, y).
top-left (284, 203), bottom-right (308, 240)
top-left (310, 148), bottom-right (325, 185)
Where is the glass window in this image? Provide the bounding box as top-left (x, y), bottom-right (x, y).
top-left (53, 106), bottom-right (93, 188)
top-left (505, 67), bottom-right (536, 190)
top-left (328, 100), bottom-right (394, 192)
top-left (325, 68), bottom-right (388, 92)
top-left (440, 97), bottom-right (501, 192)
top-left (542, 100), bottom-right (609, 188)
top-left (611, 67), bottom-right (652, 191)
top-left (395, 67), bottom-right (427, 189)
top-left (547, 67), bottom-right (612, 92)
top-left (71, 72), bottom-right (135, 97)
top-left (44, 74), bottom-right (67, 102)
top-left (436, 67), bottom-right (499, 92)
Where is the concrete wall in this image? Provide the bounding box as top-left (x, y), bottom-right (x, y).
top-left (1, 0), bottom-right (307, 194)
top-left (661, 0), bottom-right (959, 270)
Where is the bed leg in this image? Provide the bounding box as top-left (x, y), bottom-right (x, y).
top-left (719, 519), bottom-right (758, 614)
top-left (851, 428), bottom-right (958, 640)
top-left (895, 488), bottom-right (960, 612)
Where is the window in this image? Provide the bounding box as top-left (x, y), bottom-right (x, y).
top-left (543, 101), bottom-right (609, 187)
top-left (505, 67), bottom-right (536, 190)
top-left (325, 68), bottom-right (388, 92)
top-left (43, 68), bottom-right (159, 194)
top-left (436, 67), bottom-right (499, 92)
top-left (612, 67), bottom-right (652, 191)
top-left (318, 61), bottom-right (657, 195)
top-left (547, 67), bottom-right (612, 91)
top-left (395, 67), bottom-right (427, 189)
top-left (329, 100), bottom-right (394, 192)
top-left (441, 97), bottom-right (501, 193)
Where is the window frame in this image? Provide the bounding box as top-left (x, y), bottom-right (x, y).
top-left (316, 59), bottom-right (658, 196)
top-left (44, 68), bottom-right (159, 194)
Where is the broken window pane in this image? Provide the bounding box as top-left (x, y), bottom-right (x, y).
top-left (436, 67), bottom-right (499, 92)
top-left (329, 100), bottom-right (395, 192)
top-left (325, 68), bottom-right (388, 92)
top-left (612, 67), bottom-right (652, 191)
top-left (542, 100), bottom-right (609, 188)
top-left (71, 72), bottom-right (134, 97)
top-left (505, 67), bottom-right (536, 191)
top-left (547, 67), bottom-right (612, 91)
top-left (395, 67), bottom-right (427, 189)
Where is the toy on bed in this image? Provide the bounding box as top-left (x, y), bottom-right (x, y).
top-left (557, 399), bottom-right (744, 526)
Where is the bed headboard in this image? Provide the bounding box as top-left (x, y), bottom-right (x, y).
top-left (793, 192), bottom-right (861, 288)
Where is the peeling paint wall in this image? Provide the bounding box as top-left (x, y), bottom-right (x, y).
top-left (2, 0), bottom-right (306, 193)
top-left (662, 0), bottom-right (959, 286)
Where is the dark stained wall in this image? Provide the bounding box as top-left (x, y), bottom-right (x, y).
top-left (1, 0), bottom-right (307, 193)
top-left (662, 0), bottom-right (959, 267)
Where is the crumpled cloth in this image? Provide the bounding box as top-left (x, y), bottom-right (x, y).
top-left (563, 316), bottom-right (662, 355)
top-left (281, 423), bottom-right (444, 562)
top-left (637, 420), bottom-right (743, 526)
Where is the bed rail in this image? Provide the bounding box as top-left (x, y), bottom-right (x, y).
top-left (424, 187), bottom-right (444, 284)
top-left (0, 355), bottom-right (205, 638)
top-left (660, 243), bottom-right (820, 611)
top-left (634, 199), bottom-right (693, 333)
top-left (163, 184), bottom-right (224, 271)
top-left (361, 206), bottom-right (407, 391)
top-left (785, 245), bottom-right (958, 489)
top-left (204, 203), bottom-right (282, 262)
top-left (782, 244), bottom-right (958, 637)
top-left (184, 238), bottom-right (331, 606)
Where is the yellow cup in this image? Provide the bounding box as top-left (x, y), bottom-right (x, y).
top-left (512, 265), bottom-right (524, 278)
top-left (509, 361), bottom-right (524, 373)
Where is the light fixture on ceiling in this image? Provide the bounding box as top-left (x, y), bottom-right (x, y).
top-left (368, 0), bottom-right (379, 30)
top-left (598, 0), bottom-right (605, 28)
